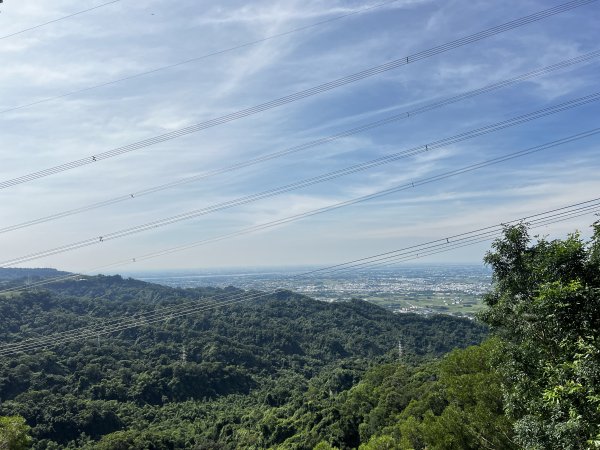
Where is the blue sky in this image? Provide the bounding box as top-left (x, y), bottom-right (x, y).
top-left (0, 0), bottom-right (599, 271)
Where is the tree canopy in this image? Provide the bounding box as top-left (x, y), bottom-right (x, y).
top-left (2, 222), bottom-right (597, 448)
top-left (480, 222), bottom-right (600, 449)
top-left (0, 415), bottom-right (32, 450)
top-left (0, 276), bottom-right (485, 449)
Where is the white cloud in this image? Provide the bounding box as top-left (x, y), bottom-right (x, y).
top-left (0, 0), bottom-right (598, 270)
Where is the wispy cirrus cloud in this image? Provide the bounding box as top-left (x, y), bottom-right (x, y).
top-left (0, 0), bottom-right (598, 270)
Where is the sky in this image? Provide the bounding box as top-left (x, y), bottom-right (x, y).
top-left (0, 0), bottom-right (599, 273)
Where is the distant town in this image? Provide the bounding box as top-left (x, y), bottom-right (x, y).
top-left (128, 264), bottom-right (492, 317)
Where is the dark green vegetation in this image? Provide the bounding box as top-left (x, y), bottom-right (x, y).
top-left (1, 222), bottom-right (598, 449)
top-left (0, 274), bottom-right (485, 449)
top-left (322, 338), bottom-right (515, 450)
top-left (343, 223), bottom-right (600, 449)
top-left (480, 224), bottom-right (600, 449)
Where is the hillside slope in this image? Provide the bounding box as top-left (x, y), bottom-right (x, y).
top-left (0, 274), bottom-right (487, 449)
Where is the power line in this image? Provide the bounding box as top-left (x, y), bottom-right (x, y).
top-left (4, 203), bottom-right (597, 354)
top-left (3, 49), bottom-right (599, 235)
top-left (360, 207), bottom-right (600, 270)
top-left (2, 115), bottom-right (598, 292)
top-left (136, 199), bottom-right (600, 279)
top-left (0, 0), bottom-right (122, 40)
top-left (5, 202), bottom-right (600, 354)
top-left (1, 198), bottom-right (597, 356)
top-left (0, 0), bottom-right (401, 114)
top-left (2, 118), bottom-right (599, 269)
top-left (0, 0), bottom-right (595, 189)
top-left (300, 200), bottom-right (600, 276)
top-left (325, 205), bottom-right (600, 273)
top-left (0, 144), bottom-right (600, 294)
top-left (1, 126), bottom-right (598, 299)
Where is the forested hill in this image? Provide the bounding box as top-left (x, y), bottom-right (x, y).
top-left (0, 267), bottom-right (71, 283)
top-left (0, 274), bottom-right (486, 448)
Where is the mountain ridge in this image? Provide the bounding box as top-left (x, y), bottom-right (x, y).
top-left (0, 272), bottom-right (487, 448)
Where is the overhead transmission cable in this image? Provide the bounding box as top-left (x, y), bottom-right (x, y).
top-left (4, 197), bottom-right (600, 342)
top-left (1, 198), bottom-right (598, 356)
top-left (0, 0), bottom-right (595, 190)
top-left (2, 49), bottom-right (599, 235)
top-left (0, 0), bottom-right (401, 114)
top-left (1, 127), bottom-right (598, 297)
top-left (367, 205), bottom-right (600, 269)
top-left (300, 200), bottom-right (600, 276)
top-left (323, 204), bottom-right (600, 273)
top-left (340, 206), bottom-right (599, 273)
top-left (0, 128), bottom-right (600, 276)
top-left (0, 0), bottom-right (122, 40)
top-left (3, 200), bottom-right (599, 355)
top-left (1, 92), bottom-right (599, 268)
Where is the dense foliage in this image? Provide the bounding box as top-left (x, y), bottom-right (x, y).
top-left (267, 338), bottom-right (515, 450)
top-left (4, 223), bottom-right (596, 449)
top-left (328, 222), bottom-right (600, 449)
top-left (0, 415), bottom-right (31, 450)
top-left (0, 275), bottom-right (486, 449)
top-left (339, 338), bottom-right (514, 450)
top-left (336, 224), bottom-right (600, 450)
top-left (480, 223), bottom-right (600, 449)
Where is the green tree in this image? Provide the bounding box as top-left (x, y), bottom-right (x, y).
top-left (348, 340), bottom-right (514, 450)
top-left (0, 272), bottom-right (487, 448)
top-left (480, 222), bottom-right (600, 449)
top-left (389, 340), bottom-right (515, 450)
top-left (419, 339), bottom-right (516, 450)
top-left (313, 442), bottom-right (340, 450)
top-left (358, 435), bottom-right (397, 449)
top-left (0, 416), bottom-right (31, 450)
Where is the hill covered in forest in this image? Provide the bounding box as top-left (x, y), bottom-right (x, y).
top-left (0, 274), bottom-right (486, 449)
top-left (0, 268), bottom-right (71, 284)
top-left (2, 222), bottom-right (600, 449)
